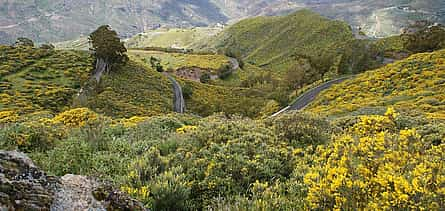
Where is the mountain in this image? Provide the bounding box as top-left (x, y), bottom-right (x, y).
top-left (1, 0), bottom-right (444, 44)
top-left (0, 0), bottom-right (228, 44)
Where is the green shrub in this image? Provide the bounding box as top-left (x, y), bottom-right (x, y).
top-left (150, 167), bottom-right (191, 211)
top-left (182, 83), bottom-right (193, 99)
top-left (200, 73), bottom-right (211, 83)
top-left (0, 122), bottom-right (61, 152)
top-left (266, 111), bottom-right (332, 147)
top-left (34, 137), bottom-right (95, 176)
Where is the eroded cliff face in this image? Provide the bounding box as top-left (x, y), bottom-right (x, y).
top-left (0, 0), bottom-right (443, 44)
top-left (0, 150), bottom-right (145, 211)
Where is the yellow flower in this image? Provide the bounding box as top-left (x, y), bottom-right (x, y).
top-left (52, 108), bottom-right (98, 127)
top-left (176, 125), bottom-right (198, 134)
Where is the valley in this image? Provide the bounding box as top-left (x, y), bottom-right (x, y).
top-left (1, 6), bottom-right (445, 211)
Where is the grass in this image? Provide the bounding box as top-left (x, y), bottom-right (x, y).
top-left (84, 61), bottom-right (174, 118)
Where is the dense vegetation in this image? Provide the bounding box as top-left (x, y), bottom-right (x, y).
top-left (309, 49), bottom-right (445, 119)
top-left (1, 8), bottom-right (445, 211)
top-left (197, 10), bottom-right (390, 94)
top-left (0, 45), bottom-right (275, 119)
top-left (1, 106), bottom-right (443, 210)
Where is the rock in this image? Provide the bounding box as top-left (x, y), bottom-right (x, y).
top-left (0, 151), bottom-right (146, 211)
top-left (51, 175), bottom-right (146, 211)
top-left (0, 150), bottom-right (56, 210)
top-left (50, 174), bottom-right (106, 211)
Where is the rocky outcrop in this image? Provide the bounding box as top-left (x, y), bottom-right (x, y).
top-left (0, 150), bottom-right (56, 210)
top-left (0, 150), bottom-right (146, 211)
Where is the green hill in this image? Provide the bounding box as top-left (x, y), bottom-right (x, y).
top-left (199, 10), bottom-right (355, 73)
top-left (308, 49), bottom-right (445, 119)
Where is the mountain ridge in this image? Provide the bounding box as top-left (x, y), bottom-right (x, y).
top-left (1, 0), bottom-right (444, 44)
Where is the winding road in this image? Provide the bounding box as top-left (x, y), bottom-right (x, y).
top-left (271, 76), bottom-right (352, 117)
top-left (165, 74), bottom-right (185, 113)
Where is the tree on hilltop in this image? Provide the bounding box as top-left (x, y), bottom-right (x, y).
top-left (14, 37), bottom-right (34, 47)
top-left (89, 25), bottom-right (128, 80)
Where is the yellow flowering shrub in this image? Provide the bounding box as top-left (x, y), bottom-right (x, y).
top-left (309, 49), bottom-right (445, 118)
top-left (305, 109), bottom-right (445, 210)
top-left (120, 185), bottom-right (150, 202)
top-left (52, 108), bottom-right (98, 127)
top-left (176, 125), bottom-right (197, 134)
top-left (0, 110), bottom-right (19, 124)
top-left (118, 116), bottom-right (150, 127)
top-left (352, 108), bottom-right (397, 135)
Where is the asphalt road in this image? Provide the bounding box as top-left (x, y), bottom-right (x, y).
top-left (271, 76), bottom-right (351, 116)
top-left (166, 74), bottom-right (185, 113)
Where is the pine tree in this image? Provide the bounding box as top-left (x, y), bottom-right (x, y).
top-left (89, 25), bottom-right (128, 78)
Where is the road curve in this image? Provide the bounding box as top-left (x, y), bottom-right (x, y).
top-left (271, 76), bottom-right (352, 117)
top-left (165, 74), bottom-right (185, 113)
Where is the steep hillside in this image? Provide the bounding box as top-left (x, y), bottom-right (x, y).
top-left (308, 49), bottom-right (445, 119)
top-left (199, 10), bottom-right (355, 73)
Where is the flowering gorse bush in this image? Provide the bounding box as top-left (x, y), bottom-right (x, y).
top-left (176, 125), bottom-right (197, 134)
top-left (52, 108), bottom-right (99, 127)
top-left (305, 108), bottom-right (445, 210)
top-left (0, 110), bottom-right (19, 124)
top-left (309, 50), bottom-right (445, 119)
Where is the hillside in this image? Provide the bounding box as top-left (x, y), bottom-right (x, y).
top-left (0, 46), bottom-right (92, 114)
top-left (55, 27), bottom-right (224, 50)
top-left (1, 30), bottom-right (445, 211)
top-left (308, 49), bottom-right (445, 119)
top-left (0, 0), bottom-right (229, 44)
top-left (128, 50), bottom-right (230, 71)
top-left (198, 10), bottom-right (356, 77)
top-left (0, 46), bottom-right (273, 119)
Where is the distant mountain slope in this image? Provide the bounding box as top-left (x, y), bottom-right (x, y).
top-left (308, 49), bottom-right (445, 119)
top-left (0, 0), bottom-right (228, 44)
top-left (1, 0), bottom-right (444, 44)
top-left (125, 27), bottom-right (223, 49)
